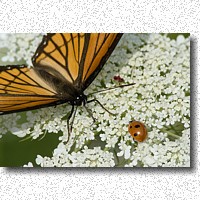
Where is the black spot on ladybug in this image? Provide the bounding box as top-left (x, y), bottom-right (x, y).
top-left (134, 133), bottom-right (138, 137)
top-left (135, 125), bottom-right (140, 128)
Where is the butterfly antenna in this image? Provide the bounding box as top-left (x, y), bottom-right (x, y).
top-left (87, 83), bottom-right (135, 96)
top-left (87, 83), bottom-right (135, 116)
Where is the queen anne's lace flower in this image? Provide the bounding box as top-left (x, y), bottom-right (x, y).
top-left (0, 33), bottom-right (190, 167)
top-left (0, 33), bottom-right (43, 66)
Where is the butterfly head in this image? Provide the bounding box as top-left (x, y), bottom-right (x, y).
top-left (71, 93), bottom-right (87, 106)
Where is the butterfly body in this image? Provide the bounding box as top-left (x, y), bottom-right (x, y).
top-left (33, 65), bottom-right (87, 106)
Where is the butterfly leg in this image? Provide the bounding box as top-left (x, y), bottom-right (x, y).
top-left (69, 106), bottom-right (78, 132)
top-left (65, 105), bottom-right (78, 143)
top-left (87, 98), bottom-right (116, 116)
top-left (84, 106), bottom-right (96, 122)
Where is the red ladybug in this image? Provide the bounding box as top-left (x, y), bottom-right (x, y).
top-left (128, 121), bottom-right (147, 142)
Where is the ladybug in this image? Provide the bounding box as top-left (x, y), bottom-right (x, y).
top-left (128, 121), bottom-right (147, 142)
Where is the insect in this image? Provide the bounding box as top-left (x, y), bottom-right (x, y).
top-left (0, 33), bottom-right (123, 141)
top-left (113, 75), bottom-right (124, 82)
top-left (128, 120), bottom-right (147, 142)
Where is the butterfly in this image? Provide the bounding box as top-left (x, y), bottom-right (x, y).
top-left (0, 33), bottom-right (123, 141)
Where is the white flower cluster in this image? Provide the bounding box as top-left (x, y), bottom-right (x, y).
top-left (0, 113), bottom-right (21, 139)
top-left (34, 145), bottom-right (115, 167)
top-left (0, 33), bottom-right (43, 66)
top-left (0, 33), bottom-right (190, 167)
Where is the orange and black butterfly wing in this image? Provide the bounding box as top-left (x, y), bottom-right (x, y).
top-left (0, 65), bottom-right (69, 115)
top-left (79, 33), bottom-right (123, 89)
top-left (32, 33), bottom-right (123, 91)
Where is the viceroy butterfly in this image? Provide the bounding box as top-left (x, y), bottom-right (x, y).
top-left (0, 33), bottom-right (123, 141)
